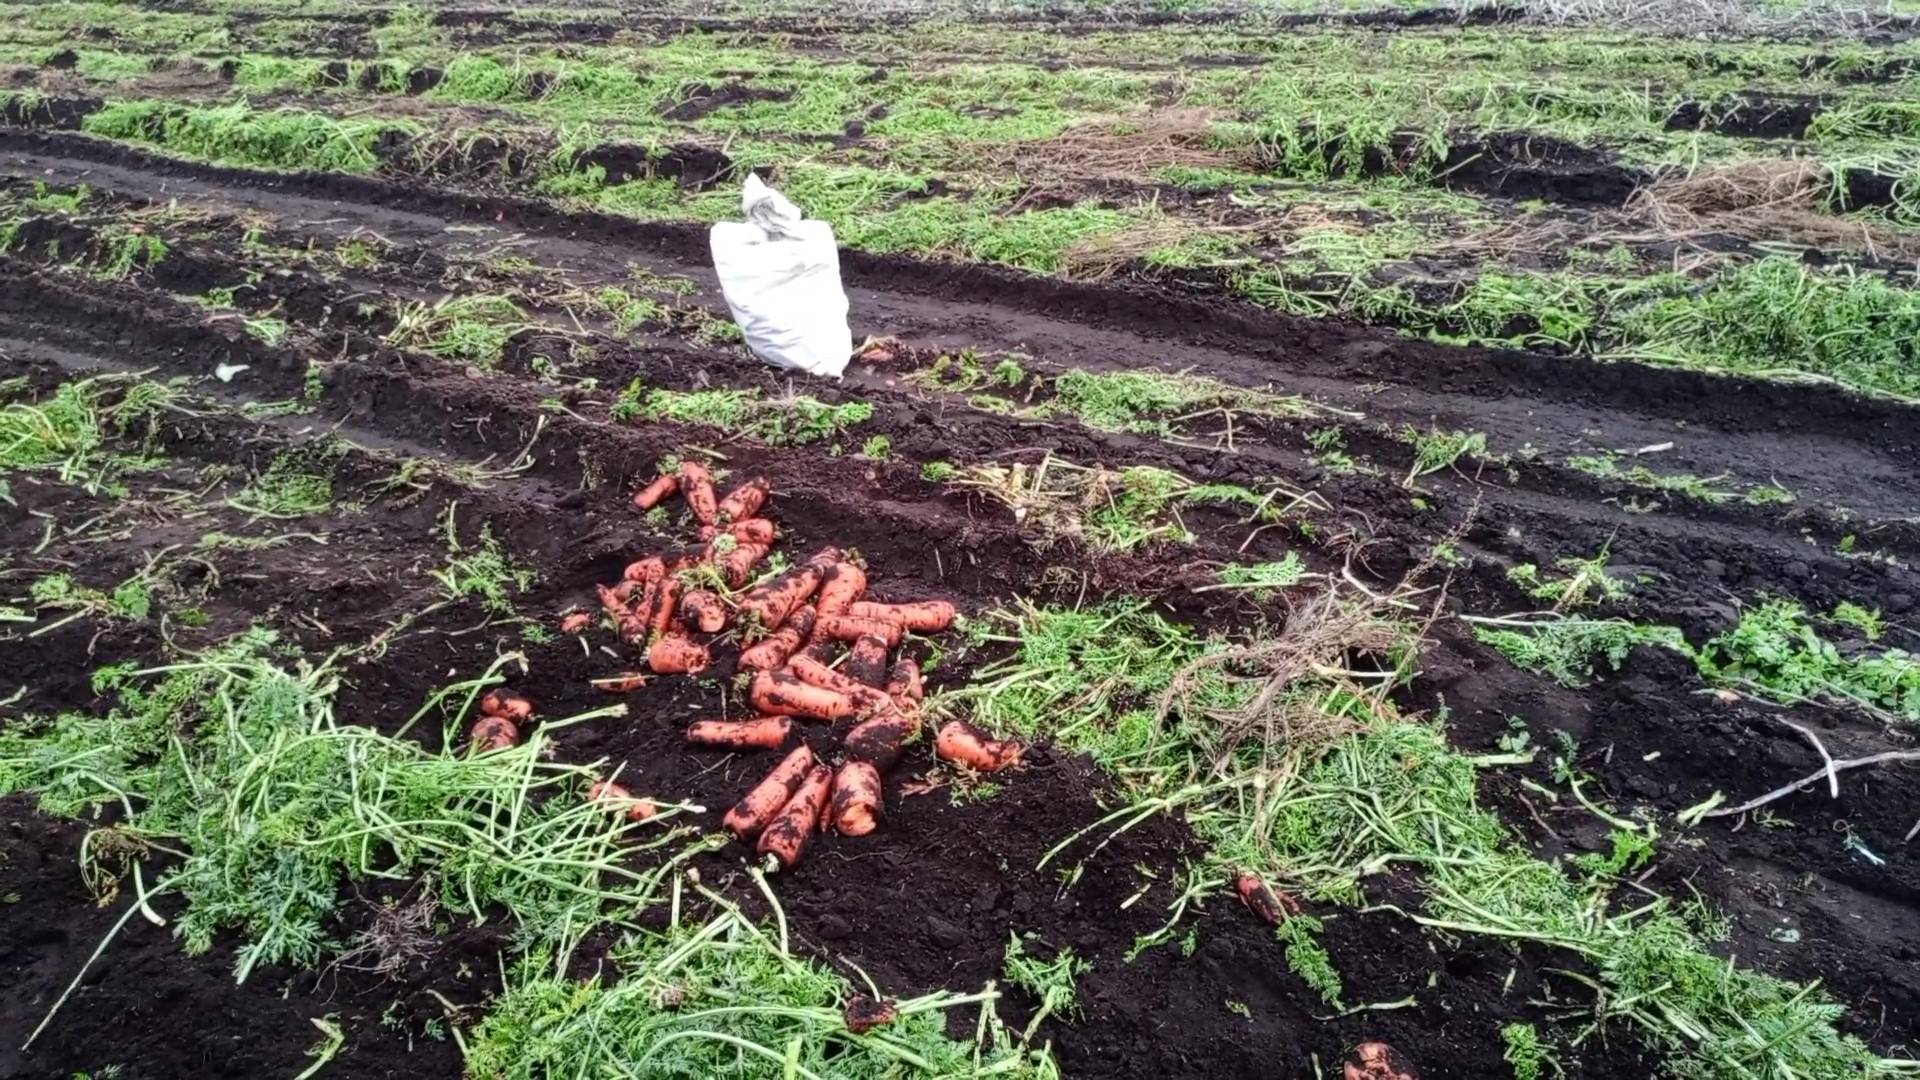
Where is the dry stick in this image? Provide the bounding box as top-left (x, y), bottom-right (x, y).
top-left (1703, 750), bottom-right (1920, 819)
top-left (1774, 717), bottom-right (1840, 799)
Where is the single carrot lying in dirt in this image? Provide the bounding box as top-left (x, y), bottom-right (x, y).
top-left (648, 578), bottom-right (684, 640)
top-left (718, 541), bottom-right (772, 588)
top-left (632, 473), bottom-right (678, 510)
top-left (699, 517), bottom-right (777, 547)
top-left (559, 611), bottom-right (594, 635)
top-left (847, 600), bottom-right (955, 633)
top-left (723, 744), bottom-right (815, 838)
top-left (617, 580), bottom-right (657, 643)
top-left (623, 556), bottom-right (666, 584)
top-left (814, 614), bottom-right (904, 649)
top-left (739, 562), bottom-right (826, 636)
top-left (479, 689), bottom-right (534, 721)
top-left (885, 658), bottom-right (924, 703)
top-left (831, 761), bottom-right (883, 836)
top-left (686, 715), bottom-right (792, 750)
top-left (814, 561), bottom-right (867, 619)
top-left (469, 715), bottom-right (519, 753)
top-left (1234, 870), bottom-right (1301, 926)
top-left (749, 670), bottom-right (867, 721)
top-left (678, 460), bottom-right (718, 525)
top-left (716, 476), bottom-right (769, 523)
top-left (679, 589), bottom-right (728, 633)
top-left (845, 634), bottom-right (890, 688)
top-left (590, 672), bottom-right (650, 693)
top-left (787, 653), bottom-right (891, 711)
top-left (738, 607), bottom-right (815, 670)
top-left (648, 632), bottom-right (710, 674)
top-left (1344, 1042), bottom-right (1418, 1080)
top-left (758, 763), bottom-right (832, 867)
top-left (588, 780), bottom-right (657, 822)
top-left (844, 710), bottom-right (920, 771)
top-left (842, 994), bottom-right (898, 1034)
top-left (935, 720), bottom-right (1022, 772)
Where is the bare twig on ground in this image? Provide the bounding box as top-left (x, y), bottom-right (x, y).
top-left (1703, 750), bottom-right (1920, 819)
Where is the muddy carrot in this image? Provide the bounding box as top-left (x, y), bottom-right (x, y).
top-left (757, 764), bottom-right (832, 867)
top-left (814, 561), bottom-right (867, 619)
top-left (469, 715), bottom-right (519, 753)
top-left (619, 579), bottom-right (659, 643)
top-left (815, 614), bottom-right (904, 649)
top-left (699, 517), bottom-right (778, 546)
top-left (844, 634), bottom-right (890, 688)
top-left (787, 653), bottom-right (890, 710)
top-left (723, 744), bottom-right (816, 838)
top-left (935, 720), bottom-right (1022, 772)
top-left (686, 715), bottom-right (793, 750)
top-left (738, 607), bottom-right (816, 670)
top-left (559, 611), bottom-right (594, 635)
top-left (885, 658), bottom-right (924, 703)
top-left (843, 995), bottom-right (897, 1034)
top-left (847, 600), bottom-right (955, 633)
top-left (623, 556), bottom-right (666, 584)
top-left (678, 460), bottom-right (718, 525)
top-left (716, 476), bottom-right (769, 523)
top-left (739, 562), bottom-right (827, 635)
top-left (1234, 871), bottom-right (1300, 926)
top-left (844, 710), bottom-right (920, 771)
top-left (749, 670), bottom-right (865, 721)
top-left (1344, 1042), bottom-right (1418, 1080)
top-left (479, 689), bottom-right (534, 721)
top-left (590, 672), bottom-right (650, 692)
top-left (718, 541), bottom-right (772, 589)
top-left (648, 632), bottom-right (710, 674)
top-left (598, 582), bottom-right (637, 623)
top-left (632, 473), bottom-right (678, 510)
top-left (588, 780), bottom-right (657, 822)
top-left (680, 589), bottom-right (728, 634)
top-left (831, 761), bottom-right (883, 836)
top-left (648, 577), bottom-right (683, 640)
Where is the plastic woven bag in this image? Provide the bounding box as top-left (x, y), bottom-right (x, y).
top-left (709, 175), bottom-right (853, 377)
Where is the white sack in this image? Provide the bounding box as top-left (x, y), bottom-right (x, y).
top-left (709, 174), bottom-right (853, 378)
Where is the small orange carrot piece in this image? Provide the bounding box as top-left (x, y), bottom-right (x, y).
top-left (831, 761), bottom-right (883, 836)
top-left (686, 715), bottom-right (793, 750)
top-left (678, 460), bottom-right (718, 525)
top-left (845, 710), bottom-right (920, 771)
top-left (680, 589), bottom-right (728, 634)
top-left (815, 614), bottom-right (904, 649)
top-left (843, 995), bottom-right (898, 1034)
top-left (749, 670), bottom-right (865, 721)
top-left (469, 715), bottom-right (519, 753)
top-left (718, 541), bottom-right (772, 589)
top-left (885, 658), bottom-right (924, 703)
top-left (648, 578), bottom-right (684, 641)
top-left (479, 689), bottom-right (534, 721)
top-left (1234, 870), bottom-right (1301, 926)
top-left (935, 720), bottom-right (1022, 772)
top-left (588, 780), bottom-right (657, 821)
top-left (738, 608), bottom-right (815, 670)
top-left (648, 632), bottom-right (710, 674)
top-left (559, 611), bottom-right (594, 635)
top-left (723, 744), bottom-right (815, 838)
top-left (716, 476), bottom-right (769, 524)
top-left (1344, 1042), bottom-right (1419, 1080)
top-left (632, 473), bottom-right (678, 510)
top-left (814, 561), bottom-right (867, 620)
top-left (846, 600), bottom-right (955, 633)
top-left (845, 634), bottom-right (889, 688)
top-left (623, 556), bottom-right (666, 584)
top-left (590, 672), bottom-right (649, 692)
top-left (758, 763), bottom-right (832, 867)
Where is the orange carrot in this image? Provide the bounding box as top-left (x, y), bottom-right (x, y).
top-left (699, 517), bottom-right (778, 546)
top-left (935, 720), bottom-right (1022, 772)
top-left (843, 995), bottom-right (897, 1034)
top-left (757, 764), bottom-right (832, 867)
top-left (1344, 1042), bottom-right (1418, 1080)
top-left (632, 473), bottom-right (678, 510)
top-left (885, 658), bottom-right (924, 703)
top-left (749, 670), bottom-right (865, 721)
top-left (787, 653), bottom-right (891, 711)
top-left (619, 580), bottom-right (658, 643)
top-left (716, 476), bottom-right (769, 524)
top-left (831, 761), bottom-right (883, 836)
top-left (814, 561), bottom-right (867, 619)
top-left (739, 563), bottom-right (826, 636)
top-left (678, 460), bottom-right (718, 525)
top-left (469, 715), bottom-right (519, 753)
top-left (847, 600), bottom-right (955, 633)
top-left (559, 611), bottom-right (594, 635)
top-left (648, 577), bottom-right (683, 640)
top-left (680, 589), bottom-right (728, 634)
top-left (1234, 871), bottom-right (1301, 926)
top-left (623, 556), bottom-right (666, 584)
top-left (718, 541), bottom-right (772, 589)
top-left (723, 744), bottom-right (816, 838)
top-left (588, 780), bottom-right (657, 822)
top-left (686, 715), bottom-right (793, 750)
top-left (598, 582), bottom-right (637, 623)
top-left (479, 689), bottom-right (534, 721)
top-left (648, 632), bottom-right (710, 674)
top-left (738, 607), bottom-right (816, 670)
top-left (844, 710), bottom-right (919, 771)
top-left (590, 672), bottom-right (649, 692)
top-left (845, 634), bottom-right (889, 688)
top-left (815, 614), bottom-right (904, 649)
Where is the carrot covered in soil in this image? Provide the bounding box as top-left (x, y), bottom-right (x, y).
top-left (1344, 1042), bottom-right (1418, 1080)
top-left (885, 658), bottom-right (924, 703)
top-left (699, 517), bottom-right (777, 547)
top-left (648, 632), bottom-right (711, 674)
top-left (715, 476), bottom-right (769, 524)
top-left (844, 710), bottom-right (920, 771)
top-left (1234, 871), bottom-right (1301, 926)
top-left (831, 761), bottom-right (883, 836)
top-left (845, 634), bottom-right (890, 688)
top-left (738, 607), bottom-right (815, 670)
top-left (843, 995), bottom-right (897, 1034)
top-left (757, 763), bottom-right (832, 867)
top-left (623, 556), bottom-right (666, 584)
top-left (723, 744), bottom-right (816, 838)
top-left (814, 614), bottom-right (904, 649)
top-left (846, 600), bottom-right (955, 633)
top-left (678, 460), bottom-right (718, 525)
top-left (935, 720), bottom-right (1023, 772)
top-left (814, 561), bottom-right (867, 620)
top-left (590, 672), bottom-right (650, 693)
top-left (679, 589), bottom-right (729, 634)
top-left (718, 541), bottom-right (772, 588)
top-left (469, 715), bottom-right (519, 753)
top-left (787, 653), bottom-right (890, 710)
top-left (588, 780), bottom-right (657, 821)
top-left (632, 473), bottom-right (678, 511)
top-left (559, 611), bottom-right (595, 635)
top-left (647, 577), bottom-right (684, 640)
top-left (739, 563), bottom-right (826, 636)
top-left (749, 670), bottom-right (867, 721)
top-left (686, 715), bottom-right (793, 750)
top-left (479, 689), bottom-right (534, 721)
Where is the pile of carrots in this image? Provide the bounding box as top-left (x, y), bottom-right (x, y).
top-left (568, 458), bottom-right (1024, 868)
top-left (467, 688), bottom-right (534, 752)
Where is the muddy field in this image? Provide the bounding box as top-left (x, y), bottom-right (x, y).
top-left (3, 3), bottom-right (1919, 1079)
